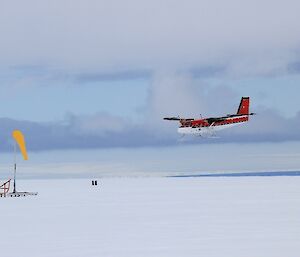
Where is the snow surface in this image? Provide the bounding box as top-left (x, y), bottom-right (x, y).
top-left (1, 177), bottom-right (300, 257)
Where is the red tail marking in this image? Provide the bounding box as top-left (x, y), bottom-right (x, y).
top-left (237, 97), bottom-right (250, 115)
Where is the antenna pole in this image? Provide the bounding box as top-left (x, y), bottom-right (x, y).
top-left (13, 141), bottom-right (17, 193)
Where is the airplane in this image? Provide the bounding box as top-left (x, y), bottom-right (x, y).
top-left (164, 97), bottom-right (255, 137)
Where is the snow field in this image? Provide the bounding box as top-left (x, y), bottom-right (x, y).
top-left (1, 177), bottom-right (300, 257)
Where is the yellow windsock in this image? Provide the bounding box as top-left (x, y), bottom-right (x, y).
top-left (12, 130), bottom-right (28, 160)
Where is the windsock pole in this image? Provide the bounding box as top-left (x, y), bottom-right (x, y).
top-left (7, 130), bottom-right (37, 197)
top-left (13, 141), bottom-right (17, 193)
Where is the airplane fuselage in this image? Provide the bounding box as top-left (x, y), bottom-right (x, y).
top-left (177, 115), bottom-right (249, 136)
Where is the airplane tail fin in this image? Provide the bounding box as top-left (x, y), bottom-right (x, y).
top-left (237, 97), bottom-right (250, 115)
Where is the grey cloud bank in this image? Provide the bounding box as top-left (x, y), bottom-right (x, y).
top-left (0, 0), bottom-right (300, 76)
top-left (0, 76), bottom-right (299, 152)
top-left (0, 108), bottom-right (299, 152)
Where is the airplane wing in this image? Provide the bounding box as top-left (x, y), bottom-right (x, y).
top-left (164, 117), bottom-right (181, 121)
top-left (164, 117), bottom-right (194, 121)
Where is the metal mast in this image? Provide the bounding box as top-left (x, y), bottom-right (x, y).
top-left (13, 141), bottom-right (17, 193)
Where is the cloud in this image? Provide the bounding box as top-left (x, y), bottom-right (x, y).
top-left (0, 72), bottom-right (299, 152)
top-left (0, 114), bottom-right (175, 152)
top-left (226, 108), bottom-right (300, 143)
top-left (0, 0), bottom-right (300, 76)
top-left (75, 70), bottom-right (152, 83)
top-left (146, 73), bottom-right (238, 120)
top-left (0, 0), bottom-right (300, 150)
top-left (287, 62), bottom-right (300, 74)
top-left (145, 73), bottom-right (300, 144)
top-left (1, 107), bottom-right (299, 152)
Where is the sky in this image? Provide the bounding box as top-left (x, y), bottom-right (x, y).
top-left (0, 0), bottom-right (300, 177)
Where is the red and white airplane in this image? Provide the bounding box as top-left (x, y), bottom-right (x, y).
top-left (164, 97), bottom-right (255, 137)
